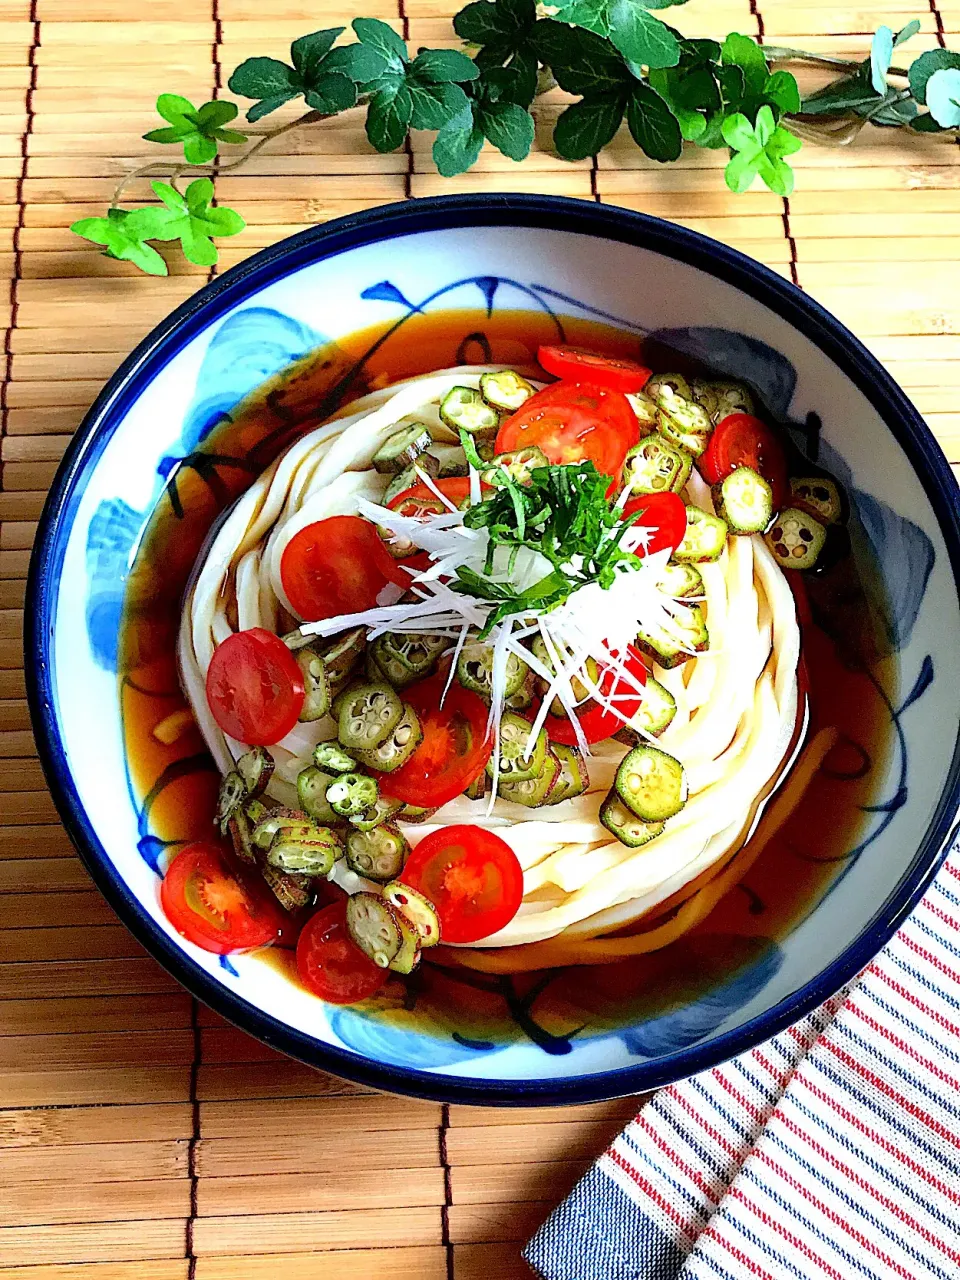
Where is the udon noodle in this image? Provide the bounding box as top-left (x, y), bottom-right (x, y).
top-left (179, 367), bottom-right (802, 963)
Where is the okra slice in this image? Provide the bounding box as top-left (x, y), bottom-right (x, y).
top-left (325, 772), bottom-right (379, 818)
top-left (439, 386), bottom-right (500, 438)
top-left (388, 912), bottom-right (422, 974)
top-left (499, 749), bottom-right (561, 807)
top-left (236, 746), bottom-right (274, 797)
top-left (367, 639), bottom-right (417, 689)
top-left (708, 380), bottom-right (754, 423)
top-left (383, 451), bottom-right (441, 505)
top-left (227, 806), bottom-right (257, 864)
top-left (280, 628), bottom-right (314, 653)
top-left (215, 771), bottom-right (247, 834)
top-left (313, 742), bottom-right (357, 774)
top-left (479, 369), bottom-right (534, 413)
top-left (765, 507), bottom-right (827, 571)
top-left (331, 678), bottom-right (365, 722)
top-left (297, 766), bottom-right (339, 824)
top-left (260, 861), bottom-right (313, 911)
top-left (322, 627), bottom-right (366, 682)
top-left (504, 670), bottom-right (537, 711)
top-left (599, 790), bottom-right (666, 848)
top-left (714, 466), bottom-right (773, 535)
top-left (626, 390), bottom-right (658, 433)
top-left (399, 803), bottom-right (439, 823)
top-left (656, 562), bottom-right (704, 599)
top-left (635, 603), bottom-right (709, 669)
top-left (252, 808), bottom-right (322, 851)
top-left (346, 823), bottom-right (410, 882)
top-left (371, 424), bottom-right (432, 475)
top-left (352, 703), bottom-right (422, 773)
top-left (656, 389), bottom-right (713, 458)
top-left (338, 682), bottom-right (403, 751)
top-left (267, 828), bottom-right (341, 876)
top-left (789, 476), bottom-right (842, 526)
top-left (615, 744), bottom-right (687, 822)
top-left (673, 507), bottom-right (728, 563)
top-left (480, 445), bottom-right (549, 488)
top-left (464, 770), bottom-right (488, 801)
top-left (617, 676), bottom-right (677, 741)
top-left (546, 744), bottom-right (589, 805)
top-left (382, 881), bottom-right (441, 948)
top-left (457, 642), bottom-right (528, 701)
top-left (348, 794), bottom-right (405, 832)
top-left (487, 712), bottom-right (547, 783)
top-left (377, 631), bottom-right (447, 677)
top-left (623, 434), bottom-right (693, 496)
top-left (646, 373), bottom-right (692, 403)
top-left (295, 647), bottom-right (331, 722)
top-left (430, 443), bottom-right (469, 478)
top-left (689, 378), bottom-right (719, 422)
top-left (346, 892), bottom-right (402, 968)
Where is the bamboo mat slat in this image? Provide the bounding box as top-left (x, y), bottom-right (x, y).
top-left (1, 1), bottom-right (958, 1277)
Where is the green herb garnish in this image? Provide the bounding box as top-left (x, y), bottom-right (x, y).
top-left (71, 9), bottom-right (958, 275)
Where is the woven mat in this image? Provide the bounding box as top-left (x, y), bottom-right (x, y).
top-left (1, 1), bottom-right (959, 1275)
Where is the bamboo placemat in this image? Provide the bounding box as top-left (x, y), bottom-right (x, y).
top-left (1, 0), bottom-right (959, 1275)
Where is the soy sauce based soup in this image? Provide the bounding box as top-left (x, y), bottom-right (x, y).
top-left (119, 309), bottom-right (896, 1047)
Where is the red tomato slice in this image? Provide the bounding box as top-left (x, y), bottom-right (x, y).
top-left (376, 675), bottom-right (493, 808)
top-left (387, 477), bottom-right (475, 517)
top-left (281, 515), bottom-right (410, 623)
top-left (161, 842), bottom-right (285, 954)
top-left (206, 627), bottom-right (305, 745)
top-left (548, 645), bottom-right (649, 746)
top-left (495, 380), bottom-right (639, 479)
top-left (698, 413), bottom-right (788, 510)
top-left (537, 345), bottom-right (651, 394)
top-left (296, 902), bottom-right (388, 1004)
top-left (402, 825), bottom-right (523, 944)
top-left (622, 492), bottom-right (688, 556)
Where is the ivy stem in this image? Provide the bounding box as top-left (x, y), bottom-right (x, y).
top-left (764, 46), bottom-right (911, 78)
top-left (110, 109), bottom-right (325, 209)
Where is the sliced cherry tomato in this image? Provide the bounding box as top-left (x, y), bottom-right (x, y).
top-left (538, 345), bottom-right (651, 394)
top-left (402, 825), bottom-right (523, 944)
top-left (495, 380), bottom-right (639, 479)
top-left (622, 492), bottom-right (688, 556)
top-left (281, 515), bottom-right (409, 623)
top-left (387, 477), bottom-right (475, 517)
top-left (376, 675), bottom-right (493, 808)
top-left (161, 842), bottom-right (285, 954)
top-left (296, 902), bottom-right (388, 1004)
top-left (206, 627), bottom-right (305, 745)
top-left (548, 645), bottom-right (649, 746)
top-left (698, 413), bottom-right (788, 511)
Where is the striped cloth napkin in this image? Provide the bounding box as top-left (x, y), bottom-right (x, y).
top-left (524, 841), bottom-right (960, 1280)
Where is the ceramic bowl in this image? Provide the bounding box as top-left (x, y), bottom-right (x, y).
top-left (26, 195), bottom-right (960, 1105)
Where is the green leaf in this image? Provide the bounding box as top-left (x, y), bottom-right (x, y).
top-left (534, 20), bottom-right (631, 96)
top-left (70, 210), bottom-right (169, 276)
top-left (454, 0), bottom-right (534, 43)
top-left (801, 73), bottom-right (880, 116)
top-left (755, 152), bottom-right (794, 196)
top-left (477, 100), bottom-right (535, 160)
top-left (868, 95), bottom-right (918, 126)
top-left (626, 82), bottom-right (682, 160)
top-left (366, 81), bottom-right (414, 151)
top-left (894, 19), bottom-right (921, 46)
top-left (411, 48), bottom-right (480, 83)
top-left (322, 43), bottom-right (390, 83)
top-left (607, 1), bottom-right (679, 68)
top-left (182, 132), bottom-right (218, 164)
top-left (195, 100), bottom-right (239, 130)
top-left (766, 123), bottom-right (801, 159)
top-left (909, 48), bottom-right (960, 104)
top-left (290, 27), bottom-right (344, 79)
top-left (672, 67), bottom-right (720, 111)
top-left (304, 72), bottom-right (358, 115)
top-left (695, 110), bottom-right (727, 148)
top-left (433, 101), bottom-right (486, 175)
top-left (408, 79), bottom-right (469, 130)
top-left (155, 93), bottom-right (196, 125)
top-left (720, 110), bottom-right (756, 151)
top-left (926, 67), bottom-right (960, 127)
top-left (754, 102), bottom-right (774, 145)
top-left (721, 32), bottom-right (768, 94)
top-left (135, 177), bottom-right (244, 268)
top-left (763, 69), bottom-right (800, 114)
top-left (245, 92), bottom-right (302, 122)
top-left (724, 147), bottom-right (760, 193)
top-left (352, 17), bottom-right (408, 70)
top-left (143, 126), bottom-right (186, 144)
top-left (678, 109), bottom-right (706, 140)
top-left (554, 94), bottom-right (627, 159)
top-left (550, 0), bottom-right (609, 38)
top-left (481, 49), bottom-right (539, 106)
top-left (229, 57), bottom-right (304, 120)
top-left (680, 37), bottom-right (721, 62)
top-left (870, 25), bottom-right (894, 94)
top-left (910, 111), bottom-right (949, 132)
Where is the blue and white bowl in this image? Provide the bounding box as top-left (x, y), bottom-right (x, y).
top-left (26, 195), bottom-right (960, 1105)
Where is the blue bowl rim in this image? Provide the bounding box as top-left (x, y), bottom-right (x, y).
top-left (25, 193), bottom-right (960, 1106)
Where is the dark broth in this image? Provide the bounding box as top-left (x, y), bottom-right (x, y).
top-left (119, 309), bottom-right (896, 1048)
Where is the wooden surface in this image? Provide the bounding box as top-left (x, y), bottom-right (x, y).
top-left (1, 0), bottom-right (960, 1274)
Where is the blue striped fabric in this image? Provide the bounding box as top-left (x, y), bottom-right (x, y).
top-left (525, 845), bottom-right (960, 1280)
